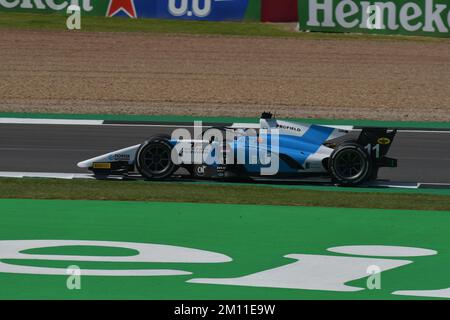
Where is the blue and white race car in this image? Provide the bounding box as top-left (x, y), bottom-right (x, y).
top-left (78, 113), bottom-right (397, 186)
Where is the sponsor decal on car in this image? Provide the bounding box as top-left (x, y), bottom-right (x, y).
top-left (276, 124), bottom-right (302, 132)
top-left (196, 165), bottom-right (206, 176)
top-left (93, 162), bottom-right (111, 169)
top-left (108, 154), bottom-right (131, 161)
top-left (377, 137), bottom-right (391, 145)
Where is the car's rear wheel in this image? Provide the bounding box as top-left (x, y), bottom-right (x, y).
top-left (136, 136), bottom-right (175, 180)
top-left (329, 143), bottom-right (372, 186)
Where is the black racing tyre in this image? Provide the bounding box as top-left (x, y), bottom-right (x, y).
top-left (136, 135), bottom-right (175, 180)
top-left (328, 143), bottom-right (372, 186)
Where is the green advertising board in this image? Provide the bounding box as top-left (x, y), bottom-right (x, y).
top-left (298, 0), bottom-right (450, 37)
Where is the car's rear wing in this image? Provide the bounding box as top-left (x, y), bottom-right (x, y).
top-left (357, 127), bottom-right (398, 174)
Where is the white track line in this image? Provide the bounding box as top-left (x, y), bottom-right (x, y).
top-left (0, 117), bottom-right (449, 133)
top-left (368, 182), bottom-right (419, 189)
top-left (398, 130), bottom-right (450, 133)
top-left (0, 118), bottom-right (103, 125)
top-left (102, 124), bottom-right (207, 128)
top-left (1, 171), bottom-right (448, 189)
top-left (0, 119), bottom-right (206, 128)
top-left (351, 129), bottom-right (450, 134)
top-left (0, 171), bottom-right (95, 179)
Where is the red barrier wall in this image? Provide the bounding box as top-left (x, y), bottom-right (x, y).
top-left (261, 0), bottom-right (298, 22)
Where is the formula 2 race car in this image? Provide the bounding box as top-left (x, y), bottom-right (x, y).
top-left (77, 113), bottom-right (398, 186)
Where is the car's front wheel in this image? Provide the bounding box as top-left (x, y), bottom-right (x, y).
top-left (328, 142), bottom-right (372, 186)
top-left (136, 136), bottom-right (175, 180)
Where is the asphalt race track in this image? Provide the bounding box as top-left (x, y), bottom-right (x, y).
top-left (0, 123), bottom-right (449, 184)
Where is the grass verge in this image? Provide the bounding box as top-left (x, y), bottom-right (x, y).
top-left (0, 12), bottom-right (446, 42)
top-left (1, 178), bottom-right (449, 211)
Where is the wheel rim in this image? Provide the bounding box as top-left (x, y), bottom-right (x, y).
top-left (142, 143), bottom-right (171, 175)
top-left (334, 149), bottom-right (366, 180)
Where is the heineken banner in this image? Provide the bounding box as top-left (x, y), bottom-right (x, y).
top-left (298, 0), bottom-right (450, 37)
top-left (0, 0), bottom-right (261, 21)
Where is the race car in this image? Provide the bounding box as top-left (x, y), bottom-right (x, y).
top-left (77, 112), bottom-right (398, 186)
